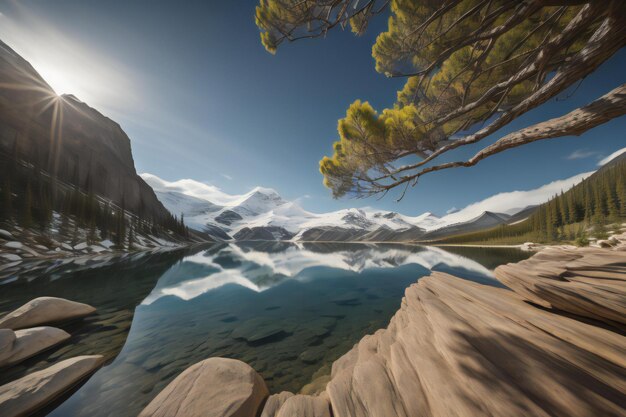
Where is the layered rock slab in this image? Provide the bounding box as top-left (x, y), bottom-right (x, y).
top-left (0, 355), bottom-right (104, 417)
top-left (0, 327), bottom-right (70, 367)
top-left (139, 357), bottom-right (268, 417)
top-left (0, 297), bottom-right (96, 329)
top-left (326, 272), bottom-right (626, 417)
top-left (495, 246), bottom-right (626, 327)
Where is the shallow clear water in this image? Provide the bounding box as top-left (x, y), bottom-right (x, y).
top-left (0, 242), bottom-right (531, 417)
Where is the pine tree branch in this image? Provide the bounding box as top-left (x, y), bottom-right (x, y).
top-left (380, 83), bottom-right (626, 196)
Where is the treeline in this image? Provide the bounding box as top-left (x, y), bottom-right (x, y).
top-left (0, 152), bottom-right (189, 249)
top-left (435, 158), bottom-right (626, 244)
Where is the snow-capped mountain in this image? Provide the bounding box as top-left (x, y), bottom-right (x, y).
top-left (140, 170), bottom-right (592, 242)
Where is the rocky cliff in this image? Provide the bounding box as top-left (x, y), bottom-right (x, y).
top-left (0, 40), bottom-right (169, 220)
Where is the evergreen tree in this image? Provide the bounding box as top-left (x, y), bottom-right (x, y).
top-left (258, 0), bottom-right (626, 198)
top-left (1, 180), bottom-right (12, 223)
top-left (617, 175), bottom-right (626, 218)
top-left (20, 181), bottom-right (33, 229)
top-left (127, 221), bottom-right (134, 251)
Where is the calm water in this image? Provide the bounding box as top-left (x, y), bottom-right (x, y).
top-left (0, 243), bottom-right (531, 417)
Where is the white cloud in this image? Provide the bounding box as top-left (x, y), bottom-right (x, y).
top-left (566, 149), bottom-right (599, 160)
top-left (140, 173), bottom-right (282, 209)
top-left (220, 173), bottom-right (233, 181)
top-left (445, 207), bottom-right (459, 215)
top-left (441, 171), bottom-right (593, 223)
top-left (140, 173), bottom-right (242, 206)
top-left (597, 147), bottom-right (626, 166)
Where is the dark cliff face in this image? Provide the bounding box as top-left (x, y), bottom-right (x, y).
top-left (0, 40), bottom-right (169, 220)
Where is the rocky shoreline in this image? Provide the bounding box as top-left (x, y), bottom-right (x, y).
top-left (0, 238), bottom-right (624, 416)
top-left (140, 237), bottom-right (626, 417)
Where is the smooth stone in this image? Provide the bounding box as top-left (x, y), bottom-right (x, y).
top-left (0, 229), bottom-right (13, 240)
top-left (139, 357), bottom-right (268, 417)
top-left (275, 394), bottom-right (331, 417)
top-left (0, 297), bottom-right (96, 330)
top-left (261, 391), bottom-right (294, 417)
top-left (0, 355), bottom-right (104, 417)
top-left (0, 330), bottom-right (15, 363)
top-left (1, 254), bottom-right (21, 262)
top-left (73, 242), bottom-right (88, 251)
top-left (0, 327), bottom-right (70, 367)
top-left (3, 241), bottom-right (22, 249)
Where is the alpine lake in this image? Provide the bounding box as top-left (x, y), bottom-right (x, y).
top-left (0, 242), bottom-right (532, 417)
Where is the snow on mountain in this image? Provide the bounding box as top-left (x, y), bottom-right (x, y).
top-left (141, 170), bottom-right (594, 241)
top-left (154, 190), bottom-right (221, 218)
top-left (227, 187), bottom-right (287, 217)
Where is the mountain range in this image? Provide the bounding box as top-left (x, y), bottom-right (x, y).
top-left (141, 173), bottom-right (557, 242)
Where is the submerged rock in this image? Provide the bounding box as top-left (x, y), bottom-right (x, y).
top-left (230, 318), bottom-right (295, 345)
top-left (0, 327), bottom-right (70, 367)
top-left (139, 357), bottom-right (268, 417)
top-left (0, 297), bottom-right (96, 330)
top-left (495, 246), bottom-right (626, 328)
top-left (325, 272), bottom-right (626, 417)
top-left (0, 355), bottom-right (104, 417)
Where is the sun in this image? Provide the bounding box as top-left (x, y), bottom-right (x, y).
top-left (34, 63), bottom-right (80, 97)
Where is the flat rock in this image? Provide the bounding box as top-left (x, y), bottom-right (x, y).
top-left (261, 391), bottom-right (294, 417)
top-left (0, 229), bottom-right (13, 240)
top-left (3, 241), bottom-right (22, 249)
top-left (1, 254), bottom-right (21, 262)
top-left (0, 330), bottom-right (15, 363)
top-left (275, 394), bottom-right (331, 417)
top-left (0, 326), bottom-right (70, 367)
top-left (0, 297), bottom-right (96, 330)
top-left (139, 357), bottom-right (268, 417)
top-left (495, 246), bottom-right (626, 327)
top-left (73, 242), bottom-right (88, 251)
top-left (0, 355), bottom-right (104, 417)
top-left (325, 272), bottom-right (626, 417)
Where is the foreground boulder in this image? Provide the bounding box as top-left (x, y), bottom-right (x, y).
top-left (0, 327), bottom-right (70, 367)
top-left (0, 297), bottom-right (96, 330)
top-left (275, 394), bottom-right (331, 417)
top-left (139, 357), bottom-right (268, 417)
top-left (495, 246), bottom-right (626, 328)
top-left (325, 272), bottom-right (626, 417)
top-left (0, 355), bottom-right (104, 417)
top-left (261, 391), bottom-right (294, 417)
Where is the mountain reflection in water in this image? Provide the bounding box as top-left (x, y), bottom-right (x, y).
top-left (1, 243), bottom-right (530, 417)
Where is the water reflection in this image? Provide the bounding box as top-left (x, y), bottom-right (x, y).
top-left (143, 243), bottom-right (505, 305)
top-left (1, 243), bottom-right (530, 417)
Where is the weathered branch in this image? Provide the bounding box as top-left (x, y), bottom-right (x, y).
top-left (382, 4), bottom-right (626, 180)
top-left (385, 83), bottom-right (626, 194)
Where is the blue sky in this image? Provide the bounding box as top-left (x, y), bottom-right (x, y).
top-left (1, 0), bottom-right (624, 215)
